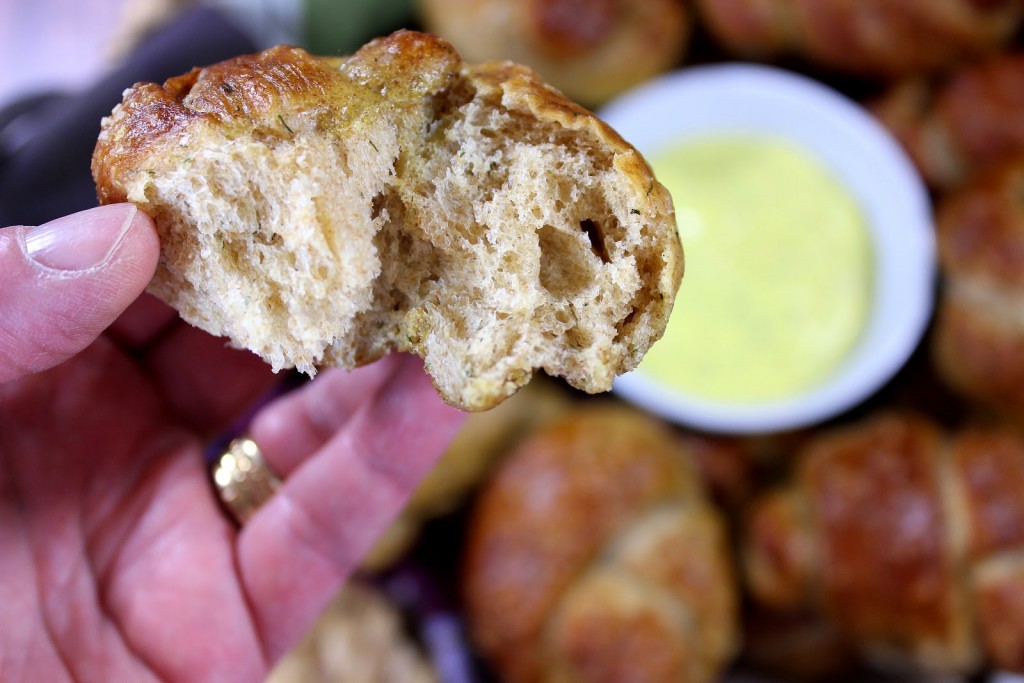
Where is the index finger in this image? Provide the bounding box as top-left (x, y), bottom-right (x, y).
top-left (235, 355), bottom-right (466, 659)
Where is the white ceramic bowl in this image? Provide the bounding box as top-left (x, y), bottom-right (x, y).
top-left (603, 64), bottom-right (935, 434)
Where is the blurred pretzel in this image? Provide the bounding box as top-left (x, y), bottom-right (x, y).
top-left (694, 0), bottom-right (1023, 78)
top-left (932, 156), bottom-right (1024, 422)
top-left (872, 51), bottom-right (1024, 190)
top-left (462, 404), bottom-right (738, 683)
top-left (743, 412), bottom-right (1024, 674)
top-left (417, 0), bottom-right (689, 106)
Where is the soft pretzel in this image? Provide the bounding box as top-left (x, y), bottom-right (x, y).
top-left (932, 156), bottom-right (1024, 423)
top-left (462, 404), bottom-right (738, 683)
top-left (694, 0), bottom-right (1023, 78)
top-left (91, 30), bottom-right (682, 411)
top-left (744, 412), bottom-right (1024, 674)
top-left (417, 0), bottom-right (689, 106)
top-left (872, 51), bottom-right (1024, 190)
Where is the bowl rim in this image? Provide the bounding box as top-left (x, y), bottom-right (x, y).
top-left (602, 63), bottom-right (936, 434)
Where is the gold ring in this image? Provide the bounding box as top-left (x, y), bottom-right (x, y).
top-left (213, 438), bottom-right (281, 524)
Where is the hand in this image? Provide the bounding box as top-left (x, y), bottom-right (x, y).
top-left (0, 205), bottom-right (465, 681)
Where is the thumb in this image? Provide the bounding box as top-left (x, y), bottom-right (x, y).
top-left (0, 204), bottom-right (159, 383)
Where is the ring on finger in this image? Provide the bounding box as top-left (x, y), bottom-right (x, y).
top-left (212, 437), bottom-right (282, 524)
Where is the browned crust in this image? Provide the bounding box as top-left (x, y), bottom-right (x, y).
top-left (93, 46), bottom-right (349, 204)
top-left (745, 414), bottom-right (1024, 670)
top-left (94, 30), bottom-right (672, 226)
top-left (460, 405), bottom-right (731, 683)
top-left (802, 415), bottom-right (964, 657)
top-left (461, 406), bottom-right (697, 681)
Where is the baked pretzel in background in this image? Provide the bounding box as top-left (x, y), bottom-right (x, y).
top-left (363, 378), bottom-right (571, 571)
top-left (932, 156), bottom-right (1024, 424)
top-left (872, 51), bottom-right (1024, 191)
top-left (693, 0), bottom-right (1023, 78)
top-left (462, 404), bottom-right (738, 683)
top-left (416, 0), bottom-right (690, 106)
top-left (744, 412), bottom-right (1024, 675)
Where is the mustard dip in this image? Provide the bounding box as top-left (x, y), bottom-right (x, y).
top-left (639, 136), bottom-right (873, 403)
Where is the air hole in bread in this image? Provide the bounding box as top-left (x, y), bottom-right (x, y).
top-left (615, 309), bottom-right (638, 336)
top-left (418, 272), bottom-right (441, 298)
top-left (266, 290), bottom-right (285, 316)
top-left (370, 187), bottom-right (444, 309)
top-left (613, 250), bottom-right (661, 343)
top-left (580, 218), bottom-right (611, 264)
top-left (538, 224), bottom-right (595, 298)
top-left (370, 192), bottom-right (388, 220)
top-left (566, 325), bottom-right (593, 350)
top-left (426, 79), bottom-right (477, 136)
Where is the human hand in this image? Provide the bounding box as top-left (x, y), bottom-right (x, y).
top-left (0, 204), bottom-right (466, 681)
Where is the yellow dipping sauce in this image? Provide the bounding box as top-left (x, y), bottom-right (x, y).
top-left (639, 136), bottom-right (873, 403)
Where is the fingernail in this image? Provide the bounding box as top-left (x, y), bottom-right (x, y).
top-left (24, 205), bottom-right (138, 271)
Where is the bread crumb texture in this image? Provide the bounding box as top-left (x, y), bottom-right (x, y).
top-left (92, 31), bottom-right (682, 410)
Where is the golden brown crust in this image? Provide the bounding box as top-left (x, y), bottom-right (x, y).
top-left (461, 405), bottom-right (736, 683)
top-left (745, 411), bottom-right (983, 671)
top-left (461, 406), bottom-right (697, 681)
top-left (801, 415), bottom-right (971, 667)
top-left (696, 0), bottom-right (1023, 77)
top-left (94, 35), bottom-right (460, 206)
top-left (95, 47), bottom-right (348, 204)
